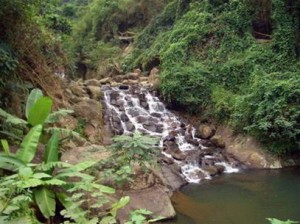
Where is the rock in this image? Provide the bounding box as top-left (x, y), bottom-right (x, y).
top-left (160, 164), bottom-right (187, 191)
top-left (171, 150), bottom-right (187, 161)
top-left (117, 185), bottom-right (176, 223)
top-left (99, 77), bottom-right (112, 85)
top-left (160, 155), bottom-right (174, 165)
top-left (69, 81), bottom-right (87, 97)
top-left (140, 101), bottom-right (149, 110)
top-left (210, 135), bottom-right (225, 148)
top-left (125, 72), bottom-right (140, 80)
top-left (202, 166), bottom-right (219, 177)
top-left (84, 123), bottom-right (102, 143)
top-left (127, 79), bottom-right (139, 85)
top-left (215, 165), bottom-right (225, 174)
top-left (128, 108), bottom-right (139, 117)
top-left (150, 112), bottom-right (162, 118)
top-left (119, 85), bottom-right (129, 90)
top-left (61, 144), bottom-right (109, 165)
top-left (57, 115), bottom-right (78, 131)
top-left (73, 99), bottom-right (102, 123)
top-left (200, 147), bottom-right (215, 156)
top-left (120, 113), bottom-right (129, 122)
top-left (85, 79), bottom-right (100, 86)
top-left (216, 126), bottom-right (285, 168)
top-left (163, 135), bottom-right (176, 142)
top-left (86, 85), bottom-right (102, 100)
top-left (136, 116), bottom-right (147, 123)
top-left (139, 77), bottom-right (148, 82)
top-left (148, 67), bottom-right (160, 89)
top-left (197, 124), bottom-right (216, 139)
top-left (113, 75), bottom-right (124, 82)
top-left (125, 122), bottom-right (135, 132)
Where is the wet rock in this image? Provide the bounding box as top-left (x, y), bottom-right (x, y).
top-left (127, 108), bottom-right (139, 117)
top-left (210, 135), bottom-right (226, 148)
top-left (150, 112), bottom-right (162, 118)
top-left (160, 164), bottom-right (187, 191)
top-left (120, 113), bottom-right (129, 122)
top-left (136, 116), bottom-right (147, 123)
top-left (143, 124), bottom-right (156, 132)
top-left (185, 134), bottom-right (199, 145)
top-left (201, 139), bottom-right (213, 147)
top-left (160, 155), bottom-right (174, 165)
top-left (185, 150), bottom-right (201, 162)
top-left (163, 135), bottom-right (176, 142)
top-left (196, 124), bottom-right (216, 139)
top-left (202, 166), bottom-right (218, 177)
top-left (200, 147), bottom-right (215, 156)
top-left (119, 85), bottom-right (129, 90)
top-left (163, 140), bottom-right (179, 152)
top-left (201, 157), bottom-right (215, 167)
top-left (125, 122), bottom-right (135, 132)
top-left (110, 91), bottom-right (119, 100)
top-left (171, 150), bottom-right (187, 161)
top-left (155, 125), bottom-right (164, 133)
top-left (141, 101), bottom-right (149, 110)
top-left (215, 165), bottom-right (225, 174)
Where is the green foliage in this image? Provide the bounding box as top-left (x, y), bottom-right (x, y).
top-left (0, 88), bottom-right (74, 141)
top-left (125, 209), bottom-right (164, 224)
top-left (123, 0), bottom-right (300, 154)
top-left (110, 132), bottom-right (159, 166)
top-left (267, 218), bottom-right (299, 224)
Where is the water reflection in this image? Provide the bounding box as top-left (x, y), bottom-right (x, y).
top-left (171, 168), bottom-right (300, 224)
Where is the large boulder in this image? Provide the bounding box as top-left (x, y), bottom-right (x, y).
top-left (197, 124), bottom-right (216, 139)
top-left (73, 99), bottom-right (103, 143)
top-left (86, 85), bottom-right (103, 100)
top-left (117, 185), bottom-right (176, 223)
top-left (210, 135), bottom-right (225, 148)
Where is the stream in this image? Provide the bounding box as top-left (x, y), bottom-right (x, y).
top-left (101, 84), bottom-right (300, 223)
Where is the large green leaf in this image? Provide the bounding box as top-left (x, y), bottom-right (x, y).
top-left (25, 88), bottom-right (43, 119)
top-left (28, 97), bottom-right (53, 126)
top-left (16, 125), bottom-right (42, 163)
top-left (0, 154), bottom-right (26, 171)
top-left (34, 187), bottom-right (56, 218)
top-left (44, 131), bottom-right (59, 166)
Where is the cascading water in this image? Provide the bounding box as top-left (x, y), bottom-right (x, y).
top-left (102, 84), bottom-right (239, 183)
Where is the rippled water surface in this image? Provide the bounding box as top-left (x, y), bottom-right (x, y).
top-left (171, 168), bottom-right (300, 224)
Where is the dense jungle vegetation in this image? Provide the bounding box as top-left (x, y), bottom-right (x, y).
top-left (0, 0), bottom-right (300, 223)
top-left (1, 0), bottom-right (300, 154)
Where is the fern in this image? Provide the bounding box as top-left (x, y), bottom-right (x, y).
top-left (34, 161), bottom-right (72, 172)
top-left (45, 109), bottom-right (74, 123)
top-left (0, 108), bottom-right (27, 126)
top-left (44, 127), bottom-right (84, 140)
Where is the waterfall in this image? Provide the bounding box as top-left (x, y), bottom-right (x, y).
top-left (102, 85), bottom-right (239, 183)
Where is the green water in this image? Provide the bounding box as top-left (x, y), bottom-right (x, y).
top-left (171, 168), bottom-right (300, 224)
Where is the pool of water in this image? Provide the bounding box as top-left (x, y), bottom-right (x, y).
top-left (170, 168), bottom-right (300, 224)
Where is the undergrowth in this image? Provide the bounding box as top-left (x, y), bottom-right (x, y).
top-left (123, 0), bottom-right (300, 154)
